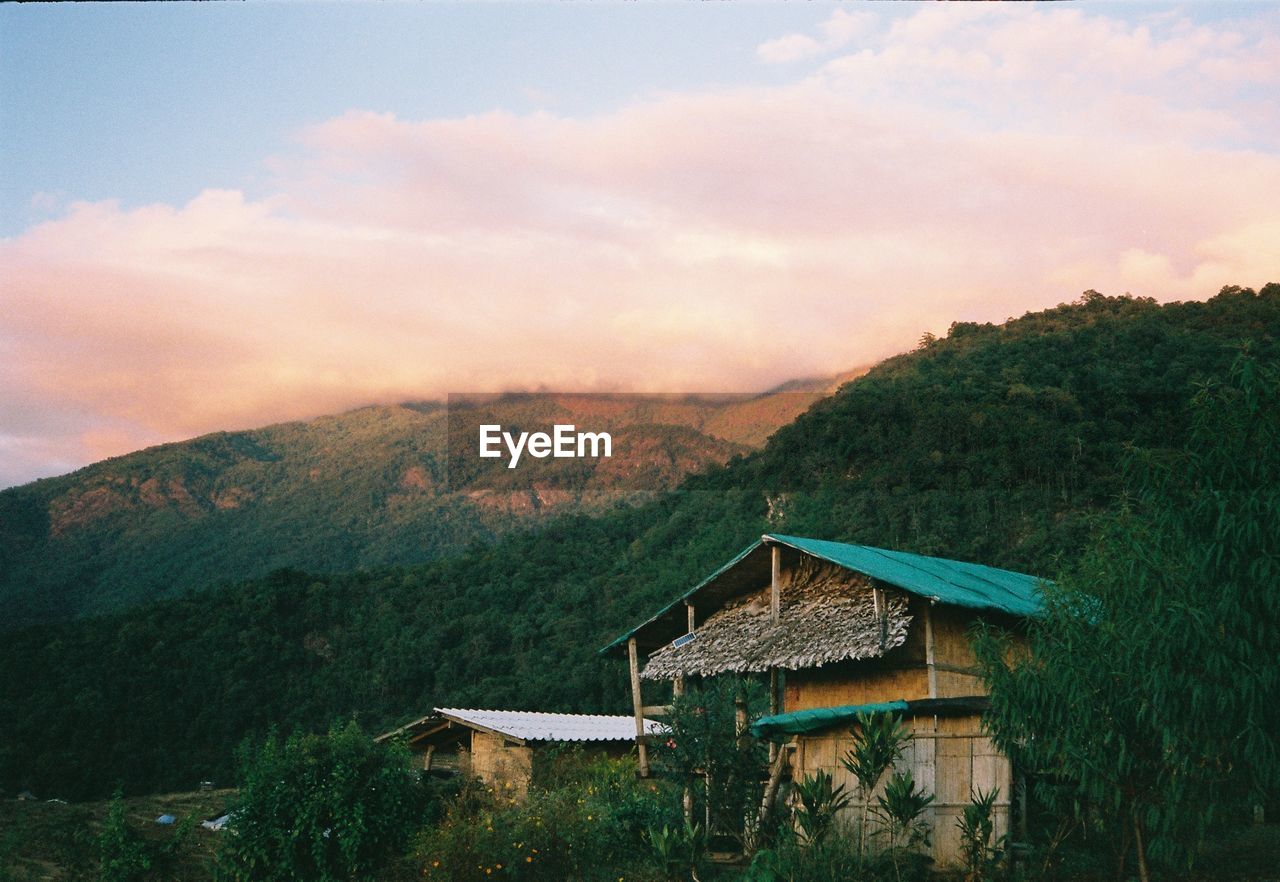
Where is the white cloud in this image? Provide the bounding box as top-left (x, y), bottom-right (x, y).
top-left (757, 9), bottom-right (873, 64)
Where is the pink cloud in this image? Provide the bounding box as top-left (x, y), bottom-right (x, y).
top-left (2, 5), bottom-right (1279, 486)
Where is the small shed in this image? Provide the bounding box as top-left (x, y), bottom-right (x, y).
top-left (601, 533), bottom-right (1047, 868)
top-left (376, 708), bottom-right (665, 796)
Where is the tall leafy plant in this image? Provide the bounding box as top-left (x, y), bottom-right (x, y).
top-left (976, 355), bottom-right (1280, 880)
top-left (792, 770), bottom-right (853, 846)
top-left (840, 710), bottom-right (910, 863)
top-left (956, 787), bottom-right (1005, 882)
top-left (874, 770), bottom-right (934, 882)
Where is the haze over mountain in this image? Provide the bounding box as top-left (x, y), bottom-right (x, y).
top-left (1, 286), bottom-right (1275, 799)
top-left (0, 377), bottom-right (864, 629)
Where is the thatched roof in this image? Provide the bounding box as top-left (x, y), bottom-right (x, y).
top-left (602, 533), bottom-right (1045, 658)
top-left (640, 559), bottom-right (911, 680)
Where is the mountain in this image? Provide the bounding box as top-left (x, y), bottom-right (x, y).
top-left (0, 385), bottom-right (849, 629)
top-left (0, 285), bottom-right (1276, 799)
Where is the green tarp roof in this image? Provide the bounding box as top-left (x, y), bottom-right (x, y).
top-left (600, 533), bottom-right (1047, 656)
top-left (750, 696), bottom-right (991, 737)
top-left (767, 534), bottom-right (1045, 618)
top-left (751, 701), bottom-right (908, 737)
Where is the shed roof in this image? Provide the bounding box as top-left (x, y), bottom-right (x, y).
top-left (601, 534), bottom-right (1047, 656)
top-left (430, 709), bottom-right (665, 743)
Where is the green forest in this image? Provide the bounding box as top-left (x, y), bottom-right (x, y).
top-left (1, 285), bottom-right (1278, 803)
top-left (0, 384), bottom-right (820, 630)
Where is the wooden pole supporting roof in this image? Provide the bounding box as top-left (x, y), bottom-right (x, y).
top-left (770, 543), bottom-right (781, 620)
top-left (628, 636), bottom-right (650, 777)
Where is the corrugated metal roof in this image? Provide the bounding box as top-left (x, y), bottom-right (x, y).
top-left (601, 534), bottom-right (1047, 656)
top-left (434, 708), bottom-right (665, 743)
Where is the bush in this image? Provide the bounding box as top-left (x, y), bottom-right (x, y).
top-left (99, 790), bottom-right (152, 882)
top-left (216, 721), bottom-right (431, 882)
top-left (956, 787), bottom-right (1004, 882)
top-left (414, 754), bottom-right (676, 882)
top-left (96, 789), bottom-right (196, 882)
top-left (745, 826), bottom-right (887, 882)
top-left (652, 677), bottom-right (770, 852)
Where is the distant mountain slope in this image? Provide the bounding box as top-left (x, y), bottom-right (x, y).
top-left (0, 385), bottom-right (844, 628)
top-left (2, 285), bottom-right (1275, 800)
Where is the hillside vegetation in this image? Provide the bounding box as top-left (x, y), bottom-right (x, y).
top-left (0, 389), bottom-right (837, 629)
top-left (0, 286), bottom-right (1276, 801)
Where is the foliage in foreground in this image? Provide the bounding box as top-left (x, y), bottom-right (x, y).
top-left (977, 354), bottom-right (1280, 880)
top-left (97, 788), bottom-right (197, 882)
top-left (216, 722), bottom-right (436, 882)
top-left (413, 754), bottom-right (676, 882)
top-left (653, 677), bottom-right (771, 853)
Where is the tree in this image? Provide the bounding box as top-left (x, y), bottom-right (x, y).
top-left (976, 354), bottom-right (1280, 880)
top-left (217, 721), bottom-right (429, 882)
top-left (654, 677), bottom-right (769, 852)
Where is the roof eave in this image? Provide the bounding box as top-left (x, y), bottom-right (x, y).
top-left (598, 537), bottom-right (766, 657)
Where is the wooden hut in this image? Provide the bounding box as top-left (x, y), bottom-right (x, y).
top-left (601, 533), bottom-right (1046, 868)
top-left (376, 708), bottom-right (665, 797)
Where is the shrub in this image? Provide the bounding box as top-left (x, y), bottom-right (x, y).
top-left (956, 787), bottom-right (1004, 882)
top-left (645, 818), bottom-right (703, 882)
top-left (414, 754), bottom-right (676, 882)
top-left (874, 770), bottom-right (934, 882)
top-left (652, 677), bottom-right (769, 852)
top-left (99, 790), bottom-right (152, 882)
top-left (840, 711), bottom-right (910, 864)
top-left (792, 771), bottom-right (852, 847)
top-left (743, 826), bottom-right (863, 882)
top-left (216, 720), bottom-right (430, 882)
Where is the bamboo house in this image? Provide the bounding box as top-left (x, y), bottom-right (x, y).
top-left (601, 533), bottom-right (1047, 868)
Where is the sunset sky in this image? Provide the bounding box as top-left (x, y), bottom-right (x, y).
top-left (2, 2), bottom-right (1279, 488)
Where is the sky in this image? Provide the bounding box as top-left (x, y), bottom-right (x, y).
top-left (2, 2), bottom-right (1279, 489)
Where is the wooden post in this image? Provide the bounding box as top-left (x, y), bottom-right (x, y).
top-left (873, 586), bottom-right (887, 648)
top-left (754, 741), bottom-right (793, 854)
top-left (628, 637), bottom-right (649, 777)
top-left (682, 602), bottom-right (696, 820)
top-left (924, 601), bottom-right (938, 698)
top-left (770, 544), bottom-right (782, 620)
top-left (768, 667), bottom-right (780, 763)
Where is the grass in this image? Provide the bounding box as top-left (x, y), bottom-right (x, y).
top-left (0, 790), bottom-right (234, 882)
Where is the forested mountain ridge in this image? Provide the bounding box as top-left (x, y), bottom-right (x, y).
top-left (0, 285), bottom-right (1276, 800)
top-left (0, 385), bottom-right (848, 629)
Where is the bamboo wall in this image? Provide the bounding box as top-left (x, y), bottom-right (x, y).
top-left (792, 712), bottom-right (1012, 868)
top-left (783, 598), bottom-right (1020, 868)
